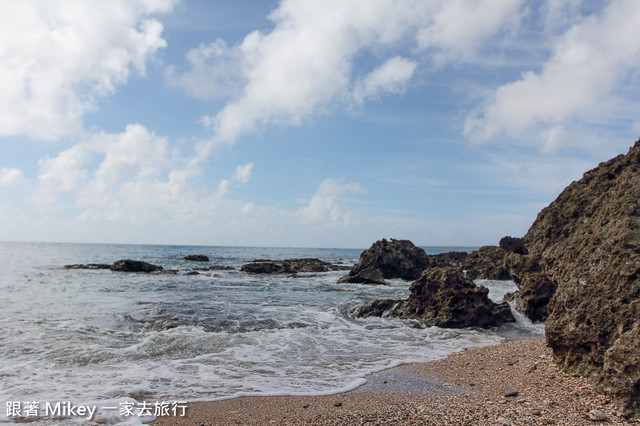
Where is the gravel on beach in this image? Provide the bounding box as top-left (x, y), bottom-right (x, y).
top-left (149, 339), bottom-right (636, 425)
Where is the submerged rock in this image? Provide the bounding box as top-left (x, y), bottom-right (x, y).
top-left (110, 259), bottom-right (163, 273)
top-left (241, 258), bottom-right (344, 274)
top-left (64, 263), bottom-right (111, 270)
top-left (356, 267), bottom-right (514, 329)
top-left (339, 239), bottom-right (431, 284)
top-left (525, 138), bottom-right (640, 416)
top-left (183, 254), bottom-right (209, 262)
top-left (65, 260), bottom-right (162, 273)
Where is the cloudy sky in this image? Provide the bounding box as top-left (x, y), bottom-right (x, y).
top-left (1, 0), bottom-right (639, 248)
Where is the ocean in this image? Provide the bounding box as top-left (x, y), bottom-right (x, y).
top-left (0, 242), bottom-right (543, 425)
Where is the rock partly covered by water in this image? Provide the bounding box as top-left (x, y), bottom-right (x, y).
top-left (356, 267), bottom-right (514, 328)
top-left (502, 253), bottom-right (555, 322)
top-left (338, 239), bottom-right (431, 284)
top-left (525, 139), bottom-right (640, 416)
top-left (66, 259), bottom-right (163, 273)
top-left (183, 254), bottom-right (210, 262)
top-left (241, 258), bottom-right (348, 274)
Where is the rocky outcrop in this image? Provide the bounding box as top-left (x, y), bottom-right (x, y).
top-left (524, 139), bottom-right (640, 416)
top-left (65, 259), bottom-right (163, 273)
top-left (339, 239), bottom-right (431, 284)
top-left (183, 255), bottom-right (209, 262)
top-left (241, 258), bottom-right (348, 274)
top-left (356, 267), bottom-right (514, 328)
top-left (462, 246), bottom-right (511, 280)
top-left (499, 236), bottom-right (528, 255)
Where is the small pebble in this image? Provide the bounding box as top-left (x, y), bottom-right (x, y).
top-left (531, 408), bottom-right (541, 416)
top-left (588, 409), bottom-right (608, 422)
top-left (504, 390), bottom-right (519, 397)
top-left (333, 402), bottom-right (342, 407)
top-left (497, 416), bottom-right (512, 425)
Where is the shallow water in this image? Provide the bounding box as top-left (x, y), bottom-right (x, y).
top-left (0, 242), bottom-right (543, 424)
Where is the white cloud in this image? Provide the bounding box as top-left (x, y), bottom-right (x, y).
top-left (0, 0), bottom-right (178, 140)
top-left (169, 0), bottom-right (522, 149)
top-left (0, 167), bottom-right (23, 186)
top-left (353, 56), bottom-right (416, 104)
top-left (417, 0), bottom-right (524, 65)
top-left (296, 179), bottom-right (364, 228)
top-left (464, 0), bottom-right (640, 144)
top-left (232, 163), bottom-right (254, 184)
top-left (165, 39), bottom-right (244, 100)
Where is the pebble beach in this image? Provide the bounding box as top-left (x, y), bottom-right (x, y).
top-left (150, 339), bottom-right (635, 425)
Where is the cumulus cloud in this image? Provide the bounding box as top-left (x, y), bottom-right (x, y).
top-left (169, 0), bottom-right (522, 150)
top-left (232, 163), bottom-right (254, 184)
top-left (0, 0), bottom-right (178, 140)
top-left (353, 56), bottom-right (417, 103)
top-left (0, 167), bottom-right (23, 186)
top-left (416, 0), bottom-right (524, 65)
top-left (464, 0), bottom-right (640, 145)
top-left (296, 179), bottom-right (364, 227)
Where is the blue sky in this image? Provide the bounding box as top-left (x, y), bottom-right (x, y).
top-left (1, 0), bottom-right (639, 248)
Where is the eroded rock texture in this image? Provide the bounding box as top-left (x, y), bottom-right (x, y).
top-left (356, 267), bottom-right (514, 328)
top-left (526, 139), bottom-right (640, 416)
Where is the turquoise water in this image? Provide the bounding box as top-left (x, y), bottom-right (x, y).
top-left (0, 242), bottom-right (541, 424)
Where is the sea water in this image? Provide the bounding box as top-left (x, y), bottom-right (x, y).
top-left (0, 242), bottom-right (543, 424)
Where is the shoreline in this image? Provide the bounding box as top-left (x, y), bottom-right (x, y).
top-left (149, 338), bottom-right (634, 425)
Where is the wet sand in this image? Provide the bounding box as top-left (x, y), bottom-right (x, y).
top-left (150, 339), bottom-right (635, 425)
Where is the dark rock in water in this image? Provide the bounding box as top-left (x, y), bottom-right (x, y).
top-left (463, 246), bottom-right (511, 280)
top-left (241, 261), bottom-right (288, 274)
top-left (356, 267), bottom-right (514, 328)
top-left (499, 236), bottom-right (528, 255)
top-left (64, 263), bottom-right (112, 270)
top-left (110, 259), bottom-right (162, 273)
top-left (206, 265), bottom-right (236, 271)
top-left (503, 253), bottom-right (555, 322)
top-left (241, 258), bottom-right (341, 274)
top-left (524, 138), bottom-right (640, 416)
top-left (183, 255), bottom-right (209, 262)
top-left (339, 238), bottom-right (430, 284)
top-left (65, 260), bottom-right (162, 273)
top-left (337, 267), bottom-right (385, 285)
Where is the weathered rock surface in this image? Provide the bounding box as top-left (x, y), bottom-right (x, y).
top-left (524, 139), bottom-right (640, 416)
top-left (499, 236), bottom-right (528, 255)
top-left (339, 239), bottom-right (431, 284)
top-left (110, 259), bottom-right (163, 273)
top-left (503, 253), bottom-right (556, 322)
top-left (241, 258), bottom-right (347, 274)
top-left (65, 259), bottom-right (163, 273)
top-left (356, 267), bottom-right (514, 328)
top-left (462, 246), bottom-right (511, 280)
top-left (64, 263), bottom-right (112, 270)
top-left (183, 254), bottom-right (209, 262)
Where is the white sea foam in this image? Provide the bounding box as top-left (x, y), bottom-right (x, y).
top-left (0, 243), bottom-right (542, 425)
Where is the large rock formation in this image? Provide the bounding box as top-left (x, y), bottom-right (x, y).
top-left (338, 239), bottom-right (431, 284)
top-left (356, 267), bottom-right (514, 328)
top-left (525, 139), bottom-right (640, 416)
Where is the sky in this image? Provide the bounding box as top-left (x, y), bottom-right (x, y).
top-left (0, 0), bottom-right (639, 248)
